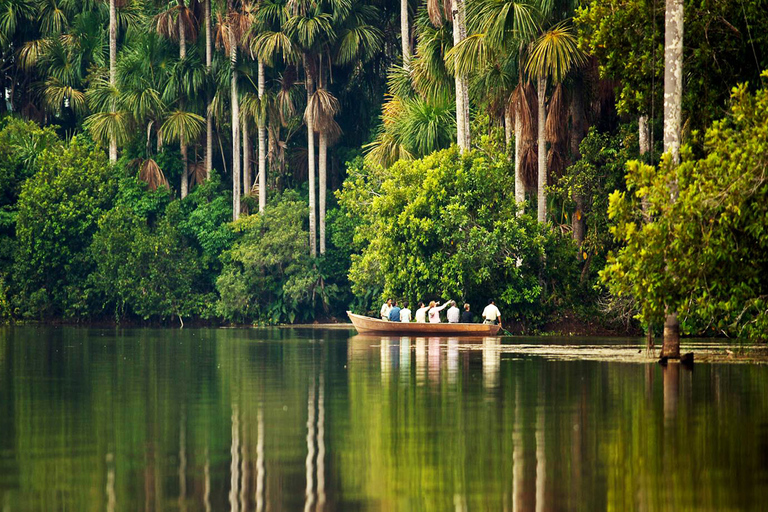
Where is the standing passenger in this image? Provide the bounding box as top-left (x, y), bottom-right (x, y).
top-left (400, 302), bottom-right (412, 323)
top-left (481, 299), bottom-right (502, 328)
top-left (415, 302), bottom-right (429, 323)
top-left (380, 299), bottom-right (392, 320)
top-left (447, 301), bottom-right (460, 323)
top-left (388, 300), bottom-right (402, 322)
top-left (428, 301), bottom-right (450, 323)
top-left (460, 303), bottom-right (474, 323)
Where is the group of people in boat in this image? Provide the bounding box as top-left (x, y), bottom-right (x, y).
top-left (379, 298), bottom-right (502, 328)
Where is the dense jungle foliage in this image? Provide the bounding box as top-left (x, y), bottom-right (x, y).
top-left (0, 0), bottom-right (766, 338)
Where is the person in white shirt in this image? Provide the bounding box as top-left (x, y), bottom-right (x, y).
top-left (428, 300), bottom-right (450, 323)
top-left (380, 298), bottom-right (392, 320)
top-left (481, 299), bottom-right (502, 328)
top-left (446, 301), bottom-right (460, 323)
top-left (414, 302), bottom-right (429, 323)
top-left (400, 302), bottom-right (412, 322)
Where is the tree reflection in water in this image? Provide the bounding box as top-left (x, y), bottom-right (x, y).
top-left (2, 327), bottom-right (768, 511)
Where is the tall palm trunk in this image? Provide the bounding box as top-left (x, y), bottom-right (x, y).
top-left (400, 0), bottom-right (410, 68)
top-left (504, 100), bottom-right (513, 150)
top-left (108, 0), bottom-right (117, 162)
top-left (243, 117), bottom-right (251, 195)
top-left (570, 88), bottom-right (585, 247)
top-left (205, 0), bottom-right (213, 178)
top-left (639, 115), bottom-right (650, 156)
top-left (536, 77), bottom-right (547, 224)
top-left (258, 59), bottom-right (267, 212)
top-left (305, 61), bottom-right (317, 257)
top-left (179, 4), bottom-right (189, 198)
top-left (661, 0), bottom-right (683, 358)
top-left (319, 131), bottom-right (327, 254)
top-left (514, 97), bottom-right (524, 211)
top-left (452, 0), bottom-right (470, 151)
top-left (230, 24), bottom-right (241, 221)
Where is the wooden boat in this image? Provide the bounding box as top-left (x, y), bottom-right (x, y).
top-left (347, 311), bottom-right (501, 336)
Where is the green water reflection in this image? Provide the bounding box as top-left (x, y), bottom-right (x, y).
top-left (1, 327), bottom-right (768, 511)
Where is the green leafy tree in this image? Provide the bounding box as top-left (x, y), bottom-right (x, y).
top-left (89, 205), bottom-right (206, 323)
top-left (216, 190), bottom-right (326, 324)
top-left (339, 145), bottom-right (578, 327)
top-left (602, 77), bottom-right (768, 341)
top-left (13, 137), bottom-right (118, 317)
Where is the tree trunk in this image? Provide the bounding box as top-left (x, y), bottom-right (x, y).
top-left (639, 115), bottom-right (652, 348)
top-left (537, 77), bottom-right (547, 224)
top-left (319, 131), bottom-right (327, 254)
top-left (400, 0), bottom-right (410, 68)
top-left (258, 59), bottom-right (267, 212)
top-left (306, 64), bottom-right (317, 257)
top-left (243, 117), bottom-right (251, 195)
top-left (108, 0), bottom-right (117, 163)
top-left (452, 0), bottom-right (470, 152)
top-left (231, 28), bottom-right (241, 221)
top-left (514, 103), bottom-right (524, 211)
top-left (205, 0), bottom-right (213, 178)
top-left (179, 7), bottom-right (189, 199)
top-left (504, 100), bottom-right (513, 151)
top-left (570, 88), bottom-right (585, 248)
top-left (661, 0), bottom-right (683, 358)
top-left (639, 114), bottom-right (650, 156)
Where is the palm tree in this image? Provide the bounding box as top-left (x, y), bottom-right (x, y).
top-left (156, 0), bottom-right (199, 198)
top-left (401, 0), bottom-right (410, 68)
top-left (205, 0), bottom-right (213, 177)
top-left (446, 0), bottom-right (537, 207)
top-left (427, 0), bottom-right (469, 150)
top-left (216, 1), bottom-right (245, 219)
top-left (109, 0), bottom-right (118, 162)
top-left (526, 22), bottom-right (585, 223)
top-left (661, 0), bottom-right (683, 359)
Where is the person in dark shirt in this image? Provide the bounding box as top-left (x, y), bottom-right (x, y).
top-left (388, 300), bottom-right (402, 322)
top-left (460, 303), bottom-right (474, 323)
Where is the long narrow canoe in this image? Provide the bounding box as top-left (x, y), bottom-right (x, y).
top-left (347, 311), bottom-right (501, 336)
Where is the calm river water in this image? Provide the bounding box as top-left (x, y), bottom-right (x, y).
top-left (1, 326), bottom-right (768, 511)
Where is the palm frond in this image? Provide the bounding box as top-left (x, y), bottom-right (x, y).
top-left (445, 33), bottom-right (494, 77)
top-left (83, 110), bottom-right (132, 146)
top-left (253, 31), bottom-right (298, 66)
top-left (135, 158), bottom-right (170, 190)
top-left (525, 22), bottom-right (586, 83)
top-left (305, 87), bottom-right (339, 131)
top-left (545, 82), bottom-right (566, 143)
top-left (334, 24), bottom-right (383, 66)
top-left (43, 77), bottom-right (86, 113)
top-left (160, 109), bottom-right (205, 145)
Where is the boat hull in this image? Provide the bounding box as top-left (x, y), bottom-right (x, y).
top-left (347, 311), bottom-right (501, 336)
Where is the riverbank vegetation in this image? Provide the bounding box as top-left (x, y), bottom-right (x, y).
top-left (0, 0), bottom-right (766, 339)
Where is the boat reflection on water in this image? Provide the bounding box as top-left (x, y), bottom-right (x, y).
top-left (350, 334), bottom-right (504, 393)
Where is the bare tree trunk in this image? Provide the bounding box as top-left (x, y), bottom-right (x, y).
top-left (514, 105), bottom-right (524, 211)
top-left (231, 29), bottom-right (241, 221)
top-left (537, 77), bottom-right (547, 224)
top-left (640, 114), bottom-right (653, 351)
top-left (243, 117), bottom-right (251, 195)
top-left (452, 0), bottom-right (470, 152)
top-left (179, 8), bottom-right (189, 198)
top-left (305, 64), bottom-right (317, 256)
top-left (319, 131), bottom-right (327, 254)
top-left (400, 0), bottom-right (410, 68)
top-left (108, 0), bottom-right (117, 163)
top-left (570, 87), bottom-right (585, 247)
top-left (205, 0), bottom-right (213, 178)
top-left (504, 100), bottom-right (513, 151)
top-left (639, 114), bottom-right (650, 156)
top-left (661, 0), bottom-right (683, 358)
top-left (258, 59), bottom-right (267, 212)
